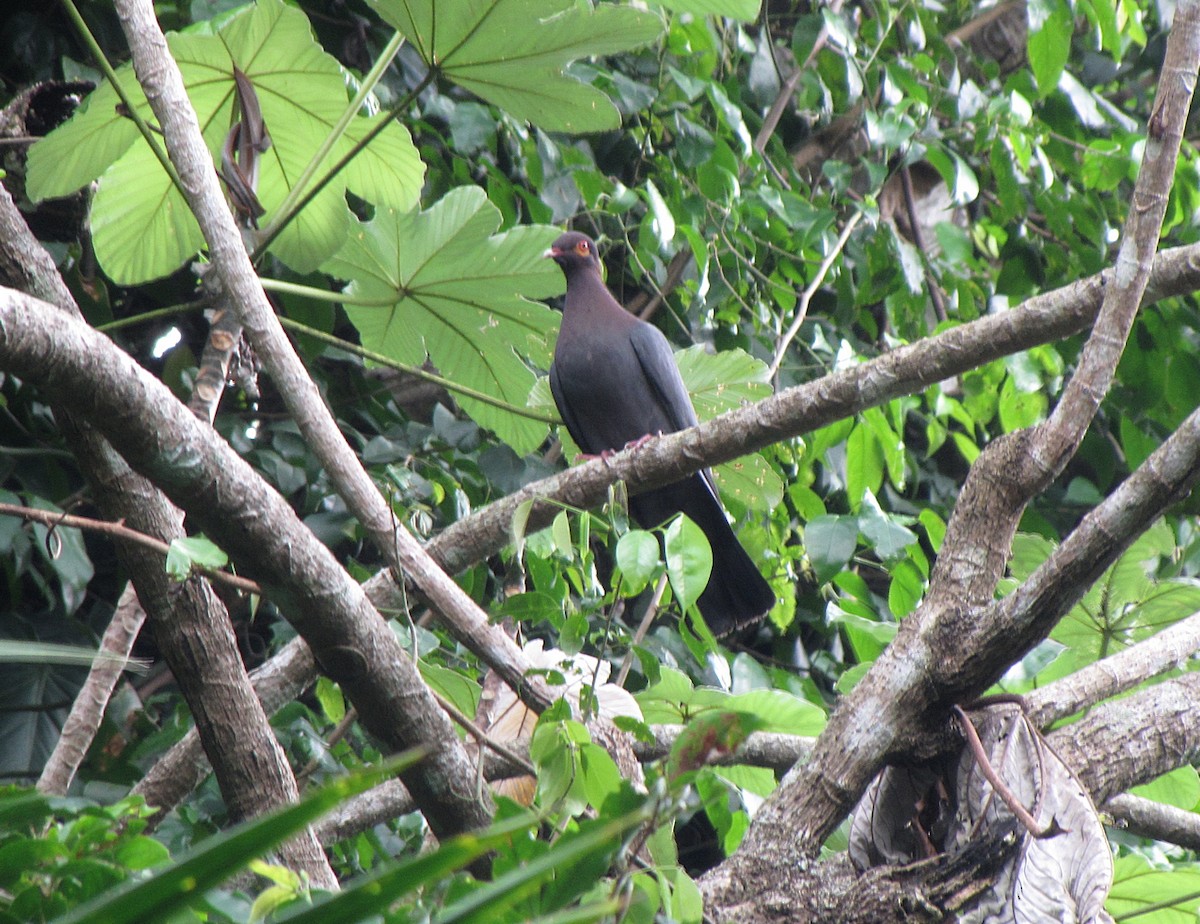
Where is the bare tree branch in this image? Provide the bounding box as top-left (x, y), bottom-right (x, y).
top-left (703, 5), bottom-right (1200, 909)
top-left (0, 186), bottom-right (336, 886)
top-left (108, 0), bottom-right (553, 721)
top-left (0, 286), bottom-right (491, 842)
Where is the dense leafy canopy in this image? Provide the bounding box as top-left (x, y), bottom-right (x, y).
top-left (4, 0), bottom-right (1200, 920)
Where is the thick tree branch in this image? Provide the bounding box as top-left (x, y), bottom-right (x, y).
top-left (1026, 609), bottom-right (1200, 727)
top-left (705, 3), bottom-right (1200, 905)
top-left (0, 287), bottom-right (490, 842)
top-left (0, 187), bottom-right (335, 886)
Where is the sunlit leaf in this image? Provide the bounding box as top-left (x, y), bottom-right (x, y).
top-left (367, 0), bottom-right (664, 133)
top-left (323, 186), bottom-right (563, 453)
top-left (664, 514), bottom-right (713, 613)
top-left (28, 0), bottom-right (423, 283)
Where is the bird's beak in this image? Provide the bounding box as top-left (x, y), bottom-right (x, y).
top-left (543, 246), bottom-right (559, 259)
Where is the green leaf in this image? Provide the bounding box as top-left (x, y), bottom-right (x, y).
top-left (29, 0), bottom-right (423, 283)
top-left (805, 515), bottom-right (858, 583)
top-left (713, 454), bottom-right (784, 513)
top-left (667, 710), bottom-right (766, 781)
top-left (858, 491), bottom-right (918, 561)
top-left (324, 187), bottom-right (563, 454)
top-left (1027, 0), bottom-right (1073, 98)
top-left (277, 814), bottom-right (542, 924)
top-left (846, 420), bottom-right (885, 508)
top-left (616, 530), bottom-right (661, 595)
top-left (1130, 766), bottom-right (1200, 812)
top-left (887, 559), bottom-right (925, 618)
top-left (313, 676), bottom-right (346, 723)
top-left (829, 605), bottom-right (897, 661)
top-left (673, 345), bottom-right (771, 418)
top-left (647, 0), bottom-right (760, 22)
top-left (1108, 854), bottom-right (1200, 922)
top-left (165, 535), bottom-right (229, 579)
top-left (716, 689), bottom-right (825, 736)
top-left (664, 514), bottom-right (713, 613)
top-left (420, 661), bottom-right (481, 719)
top-left (368, 0), bottom-right (664, 133)
top-left (57, 754), bottom-right (424, 924)
top-left (635, 666), bottom-right (695, 724)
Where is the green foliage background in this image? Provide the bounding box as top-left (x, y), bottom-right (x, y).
top-left (4, 0), bottom-right (1200, 919)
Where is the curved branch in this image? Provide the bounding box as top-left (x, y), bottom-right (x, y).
top-left (0, 286), bottom-right (491, 841)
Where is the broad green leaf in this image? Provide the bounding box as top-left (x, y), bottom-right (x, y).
top-left (673, 345), bottom-right (779, 510)
top-left (368, 0), bottom-right (664, 133)
top-left (323, 187), bottom-right (563, 454)
top-left (846, 420), bottom-right (885, 509)
top-left (276, 814), bottom-right (543, 924)
top-left (616, 529), bottom-right (661, 595)
top-left (648, 0), bottom-right (761, 21)
top-left (28, 0), bottom-right (423, 283)
top-left (165, 535), bottom-right (229, 579)
top-left (858, 491), bottom-right (918, 560)
top-left (1108, 854), bottom-right (1200, 922)
top-left (635, 666), bottom-right (696, 723)
top-left (713, 454), bottom-right (784, 512)
top-left (667, 710), bottom-right (766, 781)
top-left (1130, 765), bottom-right (1200, 812)
top-left (805, 515), bottom-right (858, 583)
top-left (711, 689), bottom-right (825, 735)
top-left (1028, 0), bottom-right (1072, 98)
top-left (420, 661), bottom-right (482, 719)
top-left (887, 559), bottom-right (925, 618)
top-left (664, 514), bottom-right (713, 613)
top-left (57, 754), bottom-right (423, 924)
top-left (313, 677), bottom-right (346, 723)
top-left (829, 605), bottom-right (897, 661)
top-left (673, 345), bottom-right (771, 417)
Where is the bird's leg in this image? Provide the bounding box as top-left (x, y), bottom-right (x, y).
top-left (575, 448), bottom-right (618, 463)
top-left (575, 431), bottom-right (662, 463)
top-left (623, 431), bottom-right (662, 451)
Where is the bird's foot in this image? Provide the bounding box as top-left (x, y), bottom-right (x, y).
top-left (576, 448), bottom-right (618, 463)
top-left (624, 432), bottom-right (661, 451)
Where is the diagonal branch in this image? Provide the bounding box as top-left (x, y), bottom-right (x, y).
top-left (705, 0), bottom-right (1200, 896)
top-left (0, 285), bottom-right (492, 842)
top-left (108, 0), bottom-right (553, 721)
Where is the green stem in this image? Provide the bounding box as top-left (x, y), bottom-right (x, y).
top-left (59, 0), bottom-right (186, 197)
top-left (278, 316), bottom-right (560, 424)
top-left (96, 301), bottom-right (207, 332)
top-left (257, 32), bottom-right (405, 247)
top-left (253, 67), bottom-right (438, 260)
top-left (259, 277), bottom-right (396, 306)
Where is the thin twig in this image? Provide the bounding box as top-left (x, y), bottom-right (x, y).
top-left (952, 705), bottom-right (1063, 840)
top-left (769, 210), bottom-right (863, 381)
top-left (431, 688), bottom-right (538, 777)
top-left (0, 501), bottom-right (261, 595)
top-left (616, 572), bottom-right (670, 688)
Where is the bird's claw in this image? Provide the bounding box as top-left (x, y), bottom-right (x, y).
top-left (624, 432), bottom-right (660, 451)
top-left (576, 448), bottom-right (618, 463)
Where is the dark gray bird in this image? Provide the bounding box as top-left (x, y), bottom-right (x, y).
top-left (546, 231), bottom-right (775, 636)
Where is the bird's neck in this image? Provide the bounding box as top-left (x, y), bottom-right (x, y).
top-left (563, 269), bottom-right (634, 324)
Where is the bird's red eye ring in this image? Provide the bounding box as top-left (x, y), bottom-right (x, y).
top-left (576, 240), bottom-right (590, 255)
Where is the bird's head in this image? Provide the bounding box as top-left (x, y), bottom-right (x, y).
top-left (544, 232), bottom-right (602, 278)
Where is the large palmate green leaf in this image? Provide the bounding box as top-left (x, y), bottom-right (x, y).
top-left (648, 0), bottom-right (761, 20)
top-left (367, 0), bottom-right (663, 133)
top-left (27, 0), bottom-right (423, 284)
top-left (323, 186), bottom-right (563, 454)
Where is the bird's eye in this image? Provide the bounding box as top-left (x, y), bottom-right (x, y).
top-left (576, 241), bottom-right (590, 255)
